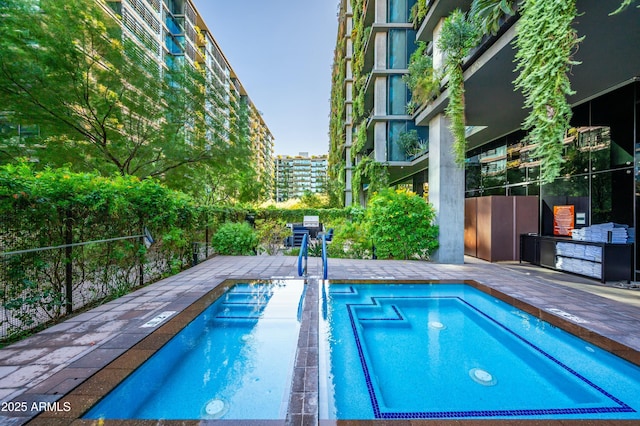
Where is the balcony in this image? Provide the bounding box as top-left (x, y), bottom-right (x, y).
top-left (363, 0), bottom-right (375, 26)
top-left (363, 23), bottom-right (413, 71)
top-left (165, 34), bottom-right (184, 55)
top-left (165, 15), bottom-right (184, 35)
top-left (363, 69), bottom-right (407, 114)
top-left (416, 0), bottom-right (473, 42)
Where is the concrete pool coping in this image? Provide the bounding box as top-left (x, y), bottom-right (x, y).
top-left (0, 255), bottom-right (639, 425)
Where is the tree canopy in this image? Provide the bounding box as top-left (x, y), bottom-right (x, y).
top-left (0, 0), bottom-right (261, 201)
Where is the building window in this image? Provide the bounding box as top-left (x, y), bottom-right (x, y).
top-left (388, 0), bottom-right (410, 23)
top-left (388, 121), bottom-right (428, 161)
top-left (388, 75), bottom-right (409, 115)
top-left (388, 29), bottom-right (417, 69)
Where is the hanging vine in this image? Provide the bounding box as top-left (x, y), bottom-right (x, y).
top-left (403, 41), bottom-right (440, 114)
top-left (348, 0), bottom-right (384, 203)
top-left (437, 9), bottom-right (480, 165)
top-left (351, 119), bottom-right (367, 162)
top-left (410, 1), bottom-right (430, 28)
top-left (328, 35), bottom-right (346, 206)
top-left (611, 0), bottom-right (638, 15)
top-left (514, 0), bottom-right (583, 183)
top-left (352, 156), bottom-right (389, 199)
top-left (470, 0), bottom-right (517, 35)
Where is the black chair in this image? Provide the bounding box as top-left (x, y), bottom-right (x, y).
top-left (319, 228), bottom-right (333, 242)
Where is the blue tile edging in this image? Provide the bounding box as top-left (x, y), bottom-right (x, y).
top-left (345, 295), bottom-right (635, 420)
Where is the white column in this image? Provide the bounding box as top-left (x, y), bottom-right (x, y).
top-left (428, 114), bottom-right (465, 264)
top-left (374, 122), bottom-right (387, 162)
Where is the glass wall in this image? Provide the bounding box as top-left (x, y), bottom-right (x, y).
top-left (388, 0), bottom-right (412, 23)
top-left (465, 82), bottom-right (637, 276)
top-left (388, 29), bottom-right (417, 69)
top-left (388, 121), bottom-right (427, 161)
top-left (388, 75), bottom-right (409, 115)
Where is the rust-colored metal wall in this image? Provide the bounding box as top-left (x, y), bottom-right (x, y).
top-left (465, 196), bottom-right (539, 262)
top-left (464, 198), bottom-right (477, 257)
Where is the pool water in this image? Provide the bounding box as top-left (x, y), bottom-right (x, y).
top-left (319, 283), bottom-right (640, 420)
top-left (84, 280), bottom-right (305, 420)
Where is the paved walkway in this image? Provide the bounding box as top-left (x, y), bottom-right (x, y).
top-left (0, 255), bottom-right (639, 425)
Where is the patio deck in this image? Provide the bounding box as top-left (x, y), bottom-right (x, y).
top-left (1, 255), bottom-right (639, 425)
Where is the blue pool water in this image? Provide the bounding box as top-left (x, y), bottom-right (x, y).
top-left (84, 280), bottom-right (304, 420)
top-left (319, 283), bottom-right (640, 420)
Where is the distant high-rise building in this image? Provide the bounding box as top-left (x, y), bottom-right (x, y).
top-left (274, 153), bottom-right (328, 202)
top-left (104, 0), bottom-right (274, 193)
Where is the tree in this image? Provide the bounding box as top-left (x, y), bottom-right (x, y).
top-left (0, 0), bottom-right (250, 191)
top-left (164, 96), bottom-right (265, 204)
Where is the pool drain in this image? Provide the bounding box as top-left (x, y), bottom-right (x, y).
top-left (469, 368), bottom-right (497, 386)
top-left (428, 321), bottom-right (445, 330)
top-left (202, 399), bottom-right (227, 419)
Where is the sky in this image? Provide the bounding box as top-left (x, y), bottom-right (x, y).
top-left (192, 0), bottom-right (339, 157)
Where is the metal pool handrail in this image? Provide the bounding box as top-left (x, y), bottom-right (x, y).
top-left (321, 234), bottom-right (328, 280)
top-left (297, 233), bottom-right (308, 277)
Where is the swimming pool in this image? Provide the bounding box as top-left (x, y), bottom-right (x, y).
top-left (84, 280), bottom-right (305, 420)
top-left (319, 282), bottom-right (640, 420)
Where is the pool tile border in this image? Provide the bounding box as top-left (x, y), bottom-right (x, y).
top-left (344, 294), bottom-right (632, 419)
top-left (319, 279), bottom-right (640, 425)
top-left (22, 277), bottom-right (640, 426)
top-left (26, 278), bottom-right (293, 426)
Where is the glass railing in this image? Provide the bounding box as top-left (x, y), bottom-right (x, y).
top-left (165, 15), bottom-right (184, 36)
top-left (165, 34), bottom-right (184, 55)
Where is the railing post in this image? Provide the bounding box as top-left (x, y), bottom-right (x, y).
top-left (297, 233), bottom-right (308, 277)
top-left (322, 235), bottom-right (328, 280)
top-left (192, 242), bottom-right (199, 266)
top-left (205, 221), bottom-right (210, 258)
top-left (139, 225), bottom-right (145, 287)
top-left (64, 209), bottom-right (73, 315)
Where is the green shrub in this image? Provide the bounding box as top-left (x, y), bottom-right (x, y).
top-left (211, 222), bottom-right (258, 256)
top-left (256, 207), bottom-right (351, 224)
top-left (283, 247), bottom-right (300, 256)
top-left (365, 188), bottom-right (439, 260)
top-left (326, 217), bottom-right (372, 259)
top-left (0, 161), bottom-right (205, 341)
top-left (255, 219), bottom-right (290, 255)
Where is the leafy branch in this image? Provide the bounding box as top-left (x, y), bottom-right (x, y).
top-left (610, 0), bottom-right (639, 15)
top-left (403, 41), bottom-right (440, 114)
top-left (514, 0), bottom-right (583, 183)
top-left (437, 9), bottom-right (480, 165)
top-left (410, 1), bottom-right (430, 28)
top-left (470, 0), bottom-right (517, 35)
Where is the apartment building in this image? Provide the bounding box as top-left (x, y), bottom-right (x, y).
top-left (105, 0), bottom-right (274, 190)
top-left (331, 0), bottom-right (639, 273)
top-left (249, 105), bottom-right (275, 198)
top-left (274, 153), bottom-right (328, 202)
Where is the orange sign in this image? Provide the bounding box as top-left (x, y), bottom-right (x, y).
top-left (553, 205), bottom-right (575, 236)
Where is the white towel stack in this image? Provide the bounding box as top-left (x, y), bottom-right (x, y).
top-left (556, 241), bottom-right (602, 262)
top-left (556, 256), bottom-right (602, 279)
top-left (571, 223), bottom-right (628, 244)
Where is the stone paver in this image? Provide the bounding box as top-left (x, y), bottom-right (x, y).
top-left (0, 255), bottom-right (638, 425)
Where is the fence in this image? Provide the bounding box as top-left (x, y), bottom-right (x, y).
top-left (0, 228), bottom-right (213, 343)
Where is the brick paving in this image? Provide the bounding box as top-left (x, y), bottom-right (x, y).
top-left (0, 255), bottom-right (638, 425)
